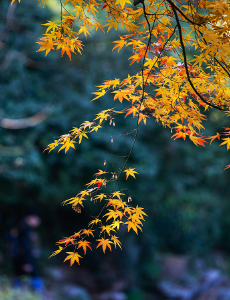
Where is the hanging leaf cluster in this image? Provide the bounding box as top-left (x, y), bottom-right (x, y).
top-left (13, 0), bottom-right (230, 264)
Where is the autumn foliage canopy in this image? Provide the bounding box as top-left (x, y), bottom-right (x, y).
top-left (13, 0), bottom-right (230, 265)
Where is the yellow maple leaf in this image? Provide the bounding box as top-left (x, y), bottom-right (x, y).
top-left (134, 205), bottom-right (148, 218)
top-left (96, 238), bottom-right (112, 253)
top-left (49, 246), bottom-right (63, 258)
top-left (103, 209), bottom-right (123, 221)
top-left (78, 26), bottom-right (92, 37)
top-left (111, 220), bottom-right (123, 230)
top-left (112, 191), bottom-right (125, 199)
top-left (64, 252), bottom-right (82, 266)
top-left (112, 89), bottom-right (129, 103)
top-left (94, 193), bottom-right (107, 201)
top-left (42, 21), bottom-right (59, 33)
top-left (220, 137), bottom-right (230, 150)
top-left (124, 168), bottom-right (138, 179)
top-left (88, 218), bottom-right (101, 226)
top-left (112, 38), bottom-right (127, 52)
top-left (100, 225), bottom-right (116, 235)
top-left (115, 0), bottom-right (132, 9)
top-left (125, 220), bottom-right (142, 234)
top-left (37, 37), bottom-right (55, 56)
top-left (104, 19), bottom-right (118, 32)
top-left (111, 235), bottom-right (122, 249)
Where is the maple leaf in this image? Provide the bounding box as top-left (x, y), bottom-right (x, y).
top-left (77, 190), bottom-right (89, 197)
top-left (189, 132), bottom-right (207, 147)
top-left (88, 218), bottom-right (102, 226)
top-left (42, 21), bottom-right (59, 33)
top-left (111, 235), bottom-right (122, 249)
top-left (64, 252), bottom-right (82, 266)
top-left (112, 191), bottom-right (125, 199)
top-left (112, 38), bottom-right (127, 52)
top-left (96, 238), bottom-right (112, 253)
top-left (37, 37), bottom-right (55, 56)
top-left (115, 0), bottom-right (132, 8)
top-left (104, 19), bottom-right (118, 32)
top-left (78, 26), bottom-right (92, 37)
top-left (124, 168), bottom-right (138, 180)
top-left (78, 131), bottom-right (89, 143)
top-left (44, 140), bottom-right (59, 153)
top-left (74, 38), bottom-right (83, 54)
top-left (220, 137), bottom-right (230, 150)
top-left (62, 196), bottom-right (86, 207)
top-left (91, 90), bottom-right (106, 101)
top-left (80, 121), bottom-right (94, 129)
top-left (134, 205), bottom-right (148, 218)
top-left (72, 231), bottom-right (82, 238)
top-left (85, 178), bottom-right (104, 187)
top-left (207, 132), bottom-right (221, 144)
top-left (128, 214), bottom-right (143, 224)
top-left (138, 113), bottom-right (148, 125)
top-left (107, 199), bottom-right (125, 210)
top-left (56, 37), bottom-right (76, 60)
top-left (58, 139), bottom-right (76, 153)
top-left (111, 220), bottom-right (123, 230)
top-left (90, 124), bottom-right (102, 132)
top-left (112, 89), bottom-right (129, 103)
top-left (103, 209), bottom-right (123, 221)
top-left (57, 237), bottom-right (76, 246)
top-left (124, 205), bottom-right (135, 216)
top-left (125, 106), bottom-right (138, 117)
top-left (100, 225), bottom-right (116, 235)
top-left (94, 169), bottom-right (108, 176)
top-left (77, 240), bottom-right (92, 254)
top-left (172, 130), bottom-right (188, 140)
top-left (94, 110), bottom-right (110, 123)
top-left (81, 229), bottom-right (94, 237)
top-left (49, 246), bottom-right (63, 258)
top-left (94, 193), bottom-right (107, 201)
top-left (125, 220), bottom-right (142, 234)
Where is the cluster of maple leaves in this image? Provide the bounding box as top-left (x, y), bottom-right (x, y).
top-left (14, 0), bottom-right (230, 264)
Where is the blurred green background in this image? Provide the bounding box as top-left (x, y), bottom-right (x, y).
top-left (1, 0), bottom-right (230, 299)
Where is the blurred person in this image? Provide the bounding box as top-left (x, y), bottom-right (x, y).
top-left (7, 213), bottom-right (45, 293)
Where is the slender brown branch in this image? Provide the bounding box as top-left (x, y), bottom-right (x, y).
top-left (166, 0), bottom-right (204, 26)
top-left (170, 2), bottom-right (227, 112)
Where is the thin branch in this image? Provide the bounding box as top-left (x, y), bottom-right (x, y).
top-left (170, 2), bottom-right (227, 112)
top-left (166, 0), bottom-right (204, 26)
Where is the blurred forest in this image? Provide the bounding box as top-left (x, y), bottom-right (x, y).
top-left (1, 0), bottom-right (230, 299)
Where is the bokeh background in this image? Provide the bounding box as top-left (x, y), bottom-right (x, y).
top-left (1, 0), bottom-right (230, 299)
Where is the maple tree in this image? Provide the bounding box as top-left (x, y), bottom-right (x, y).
top-left (13, 0), bottom-right (230, 265)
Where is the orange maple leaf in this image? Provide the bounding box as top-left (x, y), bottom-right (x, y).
top-left (77, 240), bottom-right (92, 254)
top-left (172, 130), bottom-right (188, 140)
top-left (207, 132), bottom-right (220, 144)
top-left (81, 229), bottom-right (94, 237)
top-left (112, 89), bottom-right (129, 103)
top-left (125, 106), bottom-right (138, 117)
top-left (57, 236), bottom-right (76, 246)
top-left (96, 238), bottom-right (112, 253)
